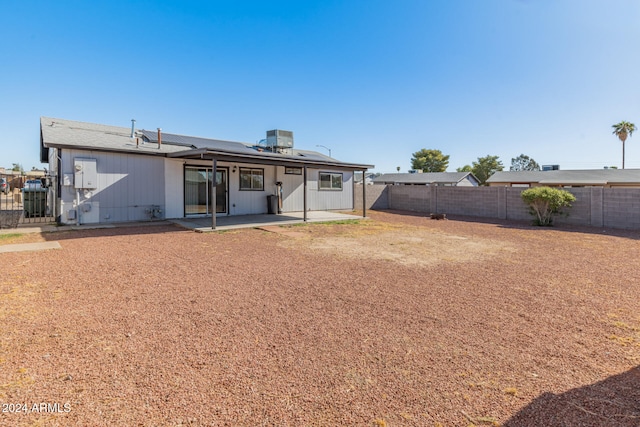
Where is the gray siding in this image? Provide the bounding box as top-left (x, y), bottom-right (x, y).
top-left (59, 150), bottom-right (165, 224)
top-left (306, 169), bottom-right (354, 211)
top-left (277, 166), bottom-right (304, 212)
top-left (57, 152), bottom-right (362, 224)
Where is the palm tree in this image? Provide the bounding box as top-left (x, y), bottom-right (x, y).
top-left (612, 121), bottom-right (636, 169)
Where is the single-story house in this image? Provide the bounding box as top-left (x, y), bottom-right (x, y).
top-left (40, 117), bottom-right (374, 227)
top-left (354, 172), bottom-right (377, 185)
top-left (372, 172), bottom-right (479, 187)
top-left (486, 169), bottom-right (640, 188)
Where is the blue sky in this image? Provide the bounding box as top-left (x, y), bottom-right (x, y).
top-left (1, 0), bottom-right (639, 173)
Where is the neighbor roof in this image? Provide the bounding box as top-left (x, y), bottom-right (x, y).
top-left (487, 169), bottom-right (640, 185)
top-left (40, 117), bottom-right (373, 170)
top-left (373, 172), bottom-right (478, 184)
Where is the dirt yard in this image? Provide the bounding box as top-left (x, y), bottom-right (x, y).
top-left (1, 210), bottom-right (639, 426)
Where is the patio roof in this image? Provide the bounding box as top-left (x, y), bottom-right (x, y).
top-left (167, 147), bottom-right (373, 169)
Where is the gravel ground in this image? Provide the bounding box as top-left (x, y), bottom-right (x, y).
top-left (1, 210), bottom-right (639, 426)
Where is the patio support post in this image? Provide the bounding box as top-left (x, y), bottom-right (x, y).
top-left (303, 165), bottom-right (308, 222)
top-left (362, 169), bottom-right (367, 218)
top-left (352, 171), bottom-right (356, 212)
top-left (212, 158), bottom-right (217, 229)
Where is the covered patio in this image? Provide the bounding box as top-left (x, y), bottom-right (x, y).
top-left (167, 146), bottom-right (372, 229)
top-left (169, 210), bottom-right (364, 232)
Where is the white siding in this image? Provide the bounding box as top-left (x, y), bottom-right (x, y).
top-left (277, 166), bottom-right (304, 212)
top-left (164, 159), bottom-right (184, 219)
top-left (228, 163), bottom-right (276, 215)
top-left (179, 160), bottom-right (276, 216)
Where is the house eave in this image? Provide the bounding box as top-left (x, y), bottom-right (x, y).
top-left (40, 142), bottom-right (171, 158)
top-left (168, 147), bottom-right (374, 170)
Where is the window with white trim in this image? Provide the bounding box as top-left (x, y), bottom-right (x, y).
top-left (285, 167), bottom-right (302, 175)
top-left (319, 172), bottom-right (343, 190)
top-left (239, 168), bottom-right (264, 190)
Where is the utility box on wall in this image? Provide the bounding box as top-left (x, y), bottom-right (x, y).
top-left (74, 158), bottom-right (97, 189)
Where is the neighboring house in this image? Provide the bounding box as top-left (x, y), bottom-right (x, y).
top-left (354, 172), bottom-right (377, 185)
top-left (0, 170), bottom-right (24, 191)
top-left (487, 169), bottom-right (640, 188)
top-left (27, 168), bottom-right (47, 178)
top-left (40, 117), bottom-right (373, 226)
top-left (372, 172), bottom-right (479, 187)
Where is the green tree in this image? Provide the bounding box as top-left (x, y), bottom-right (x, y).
top-left (410, 149), bottom-right (450, 172)
top-left (612, 121), bottom-right (636, 169)
top-left (469, 155), bottom-right (504, 185)
top-left (11, 163), bottom-right (24, 174)
top-left (521, 187), bottom-right (576, 226)
top-left (456, 165), bottom-right (472, 172)
top-left (510, 154), bottom-right (540, 171)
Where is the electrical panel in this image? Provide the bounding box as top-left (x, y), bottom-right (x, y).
top-left (74, 158), bottom-right (97, 189)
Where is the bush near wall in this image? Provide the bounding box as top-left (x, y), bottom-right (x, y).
top-left (520, 187), bottom-right (576, 226)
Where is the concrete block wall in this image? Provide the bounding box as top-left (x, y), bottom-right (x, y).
top-left (354, 184), bottom-right (389, 210)
top-left (553, 188), bottom-right (591, 226)
top-left (505, 188), bottom-right (531, 221)
top-left (436, 187), bottom-right (501, 218)
top-left (603, 189), bottom-right (640, 229)
top-left (361, 184), bottom-right (640, 230)
top-left (387, 185), bottom-right (432, 212)
top-left (590, 188), bottom-right (604, 227)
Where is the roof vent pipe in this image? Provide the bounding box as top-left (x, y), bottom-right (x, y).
top-left (130, 119), bottom-right (136, 138)
top-left (157, 128), bottom-right (162, 148)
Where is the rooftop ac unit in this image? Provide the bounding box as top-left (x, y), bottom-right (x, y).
top-left (266, 130), bottom-right (293, 149)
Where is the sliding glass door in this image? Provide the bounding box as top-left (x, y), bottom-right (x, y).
top-left (185, 167), bottom-right (227, 216)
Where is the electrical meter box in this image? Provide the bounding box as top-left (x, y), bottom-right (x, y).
top-left (74, 158), bottom-right (97, 189)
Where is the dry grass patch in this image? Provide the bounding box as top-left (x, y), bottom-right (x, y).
top-left (281, 218), bottom-right (514, 267)
top-left (0, 232), bottom-right (47, 246)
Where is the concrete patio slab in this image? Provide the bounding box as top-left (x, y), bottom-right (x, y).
top-left (0, 241), bottom-right (61, 253)
top-left (170, 211), bottom-right (365, 232)
top-left (0, 212), bottom-right (364, 235)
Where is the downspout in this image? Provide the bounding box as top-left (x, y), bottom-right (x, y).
top-left (55, 149), bottom-right (63, 224)
top-left (76, 189), bottom-right (81, 226)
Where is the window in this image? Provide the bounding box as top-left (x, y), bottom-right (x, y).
top-left (239, 168), bottom-right (264, 191)
top-left (319, 172), bottom-right (343, 190)
top-left (285, 167), bottom-right (302, 175)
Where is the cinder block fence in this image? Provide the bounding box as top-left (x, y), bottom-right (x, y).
top-left (355, 185), bottom-right (640, 230)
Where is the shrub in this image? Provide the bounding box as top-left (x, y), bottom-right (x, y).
top-left (521, 187), bottom-right (576, 226)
